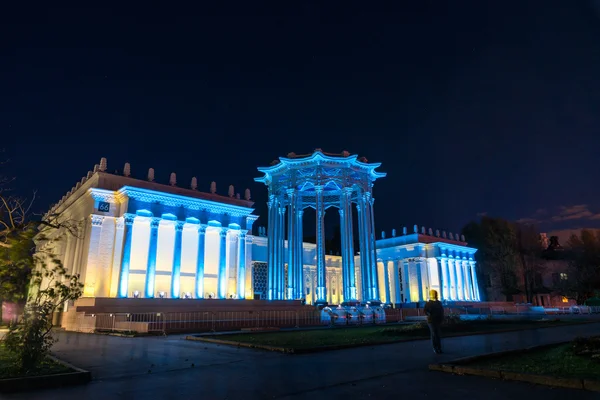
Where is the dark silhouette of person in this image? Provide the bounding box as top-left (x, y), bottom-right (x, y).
top-left (424, 289), bottom-right (444, 354)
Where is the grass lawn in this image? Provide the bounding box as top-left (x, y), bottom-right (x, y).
top-left (467, 341), bottom-right (600, 380)
top-left (204, 319), bottom-right (574, 350)
top-left (0, 345), bottom-right (72, 379)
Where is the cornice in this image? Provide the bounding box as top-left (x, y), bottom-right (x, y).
top-left (256, 150), bottom-right (386, 184)
top-left (117, 186), bottom-right (255, 217)
top-left (89, 188), bottom-right (119, 203)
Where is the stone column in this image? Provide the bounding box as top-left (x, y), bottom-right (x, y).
top-left (451, 258), bottom-right (459, 301)
top-left (118, 213), bottom-right (135, 298)
top-left (366, 193), bottom-right (379, 300)
top-left (315, 185), bottom-right (327, 302)
top-left (243, 234), bottom-right (253, 299)
top-left (62, 233), bottom-right (76, 277)
top-left (218, 228), bottom-right (228, 299)
top-left (435, 257), bottom-right (443, 301)
top-left (383, 259), bottom-right (391, 304)
top-left (287, 189), bottom-right (296, 300)
top-left (237, 231), bottom-right (247, 299)
top-left (72, 223), bottom-right (85, 280)
top-left (145, 217), bottom-right (160, 298)
top-left (402, 260), bottom-right (411, 302)
top-left (341, 188), bottom-right (356, 300)
top-left (278, 203), bottom-right (286, 300)
top-left (470, 262), bottom-right (481, 301)
top-left (439, 258), bottom-right (448, 300)
top-left (455, 258), bottom-right (464, 301)
top-left (393, 259), bottom-right (402, 304)
top-left (267, 195), bottom-right (277, 300)
top-left (462, 261), bottom-right (471, 301)
top-left (357, 193), bottom-right (370, 301)
top-left (195, 225), bottom-right (206, 298)
top-left (415, 259), bottom-right (423, 301)
top-left (295, 208), bottom-right (304, 299)
top-left (339, 206), bottom-right (348, 301)
top-left (84, 215), bottom-right (104, 297)
top-left (171, 222), bottom-right (184, 299)
top-left (420, 259), bottom-right (430, 300)
top-left (109, 218), bottom-right (123, 298)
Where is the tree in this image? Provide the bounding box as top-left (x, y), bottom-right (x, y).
top-left (462, 216), bottom-right (521, 300)
top-left (0, 191), bottom-right (78, 303)
top-left (3, 251), bottom-right (82, 371)
top-left (514, 223), bottom-right (546, 303)
top-left (556, 230), bottom-right (600, 304)
top-left (0, 194), bottom-right (38, 303)
top-left (1, 158), bottom-right (82, 370)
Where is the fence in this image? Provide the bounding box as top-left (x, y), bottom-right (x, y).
top-left (90, 309), bottom-right (323, 335)
top-left (79, 305), bottom-right (600, 335)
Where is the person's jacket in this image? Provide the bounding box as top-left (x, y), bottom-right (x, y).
top-left (424, 300), bottom-right (444, 324)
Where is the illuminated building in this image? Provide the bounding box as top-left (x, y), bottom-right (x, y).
top-left (37, 151), bottom-right (480, 309)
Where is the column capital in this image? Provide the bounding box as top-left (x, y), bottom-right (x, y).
top-left (314, 185), bottom-right (324, 193)
top-left (123, 213), bottom-right (136, 225)
top-left (150, 217), bottom-right (161, 229)
top-left (91, 215), bottom-right (105, 226)
top-left (286, 188), bottom-right (297, 195)
top-left (343, 186), bottom-right (354, 195)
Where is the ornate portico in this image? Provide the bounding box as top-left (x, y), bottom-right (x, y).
top-left (255, 150), bottom-right (386, 303)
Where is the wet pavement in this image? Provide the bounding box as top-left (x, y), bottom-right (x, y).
top-left (4, 322), bottom-right (600, 399)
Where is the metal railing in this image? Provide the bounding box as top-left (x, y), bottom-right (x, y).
top-left (77, 305), bottom-right (600, 335)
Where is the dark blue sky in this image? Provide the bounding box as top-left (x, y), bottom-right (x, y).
top-left (3, 1), bottom-right (600, 240)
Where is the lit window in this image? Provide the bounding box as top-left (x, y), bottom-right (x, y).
top-left (562, 296), bottom-right (569, 303)
top-left (560, 273), bottom-right (568, 280)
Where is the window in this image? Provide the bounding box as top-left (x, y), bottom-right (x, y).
top-left (560, 273), bottom-right (568, 280)
top-left (562, 296), bottom-right (569, 303)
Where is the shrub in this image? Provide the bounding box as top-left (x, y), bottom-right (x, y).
top-left (2, 256), bottom-right (82, 372)
top-left (572, 336), bottom-right (600, 360)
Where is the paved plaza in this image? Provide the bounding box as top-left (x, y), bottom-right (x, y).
top-left (4, 322), bottom-right (600, 399)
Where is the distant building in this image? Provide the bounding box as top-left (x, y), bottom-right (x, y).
top-left (482, 234), bottom-right (574, 306)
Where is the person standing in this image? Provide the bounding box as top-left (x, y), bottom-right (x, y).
top-left (424, 289), bottom-right (444, 354)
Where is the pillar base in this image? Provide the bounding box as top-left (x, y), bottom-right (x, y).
top-left (316, 286), bottom-right (326, 301)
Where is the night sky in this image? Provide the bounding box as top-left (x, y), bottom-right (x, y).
top-left (3, 2), bottom-right (600, 243)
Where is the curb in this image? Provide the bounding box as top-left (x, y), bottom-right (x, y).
top-left (0, 355), bottom-right (91, 393)
top-left (185, 321), bottom-right (597, 355)
top-left (428, 342), bottom-right (600, 392)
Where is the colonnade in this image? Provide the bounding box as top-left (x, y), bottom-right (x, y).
top-left (379, 257), bottom-right (481, 304)
top-left (85, 213), bottom-right (252, 299)
top-left (267, 187), bottom-right (380, 302)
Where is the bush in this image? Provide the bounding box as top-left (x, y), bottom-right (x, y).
top-left (2, 256), bottom-right (82, 372)
top-left (444, 313), bottom-right (462, 325)
top-left (572, 336), bottom-right (600, 360)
